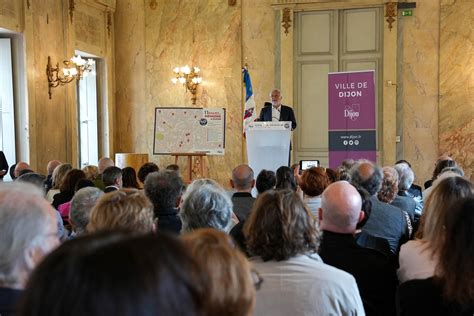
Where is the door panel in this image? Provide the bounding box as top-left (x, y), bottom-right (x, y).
top-left (294, 7), bottom-right (383, 166)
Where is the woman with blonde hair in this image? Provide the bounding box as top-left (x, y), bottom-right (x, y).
top-left (82, 165), bottom-right (99, 181)
top-left (46, 163), bottom-right (72, 203)
top-left (182, 228), bottom-right (256, 316)
top-left (87, 189), bottom-right (155, 234)
top-left (398, 176), bottom-right (474, 283)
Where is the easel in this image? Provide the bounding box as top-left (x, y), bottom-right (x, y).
top-left (171, 153), bottom-right (207, 183)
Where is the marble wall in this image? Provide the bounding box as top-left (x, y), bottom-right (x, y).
top-left (116, 0), bottom-right (242, 184)
top-left (439, 0), bottom-right (473, 181)
top-left (115, 0), bottom-right (276, 185)
top-left (396, 0), bottom-right (440, 185)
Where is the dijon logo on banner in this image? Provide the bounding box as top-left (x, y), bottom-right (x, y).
top-left (344, 104), bottom-right (360, 121)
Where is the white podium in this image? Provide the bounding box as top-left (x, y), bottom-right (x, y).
top-left (246, 121), bottom-right (291, 178)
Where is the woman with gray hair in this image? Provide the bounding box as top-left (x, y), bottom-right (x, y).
top-left (180, 179), bottom-right (233, 233)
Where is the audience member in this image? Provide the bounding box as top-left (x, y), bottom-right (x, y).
top-left (52, 169), bottom-right (86, 209)
top-left (87, 189), bottom-right (154, 234)
top-left (255, 169), bottom-right (275, 194)
top-left (299, 166), bottom-right (329, 216)
top-left (424, 155), bottom-right (454, 189)
top-left (350, 160), bottom-right (409, 254)
top-left (325, 168), bottom-right (337, 183)
top-left (102, 166), bottom-right (122, 193)
top-left (228, 164), bottom-right (256, 254)
top-left (275, 166), bottom-right (297, 191)
top-left (166, 164), bottom-right (180, 173)
top-left (230, 164), bottom-right (255, 221)
top-left (69, 187), bottom-right (104, 238)
top-left (137, 162), bottom-right (159, 185)
top-left (98, 157), bottom-right (114, 174)
top-left (122, 167), bottom-right (140, 189)
top-left (144, 170), bottom-right (184, 234)
top-left (378, 167), bottom-right (413, 239)
top-left (394, 162), bottom-right (422, 223)
top-left (397, 197), bottom-right (474, 316)
top-left (44, 160), bottom-right (61, 191)
top-left (8, 164), bottom-right (16, 180)
top-left (180, 179), bottom-right (233, 233)
top-left (244, 189), bottom-right (364, 315)
top-left (353, 185), bottom-right (392, 259)
top-left (394, 159), bottom-right (423, 198)
top-left (16, 173), bottom-right (47, 194)
top-left (0, 183), bottom-right (60, 315)
top-left (398, 176), bottom-right (474, 283)
top-left (46, 163), bottom-right (72, 203)
top-left (82, 165), bottom-right (99, 181)
top-left (182, 229), bottom-right (256, 316)
top-left (423, 167), bottom-right (465, 201)
top-left (57, 179), bottom-right (96, 224)
top-left (318, 181), bottom-right (398, 316)
top-left (0, 151), bottom-right (8, 181)
top-left (19, 232), bottom-right (204, 316)
top-left (93, 157), bottom-right (115, 190)
top-left (13, 162), bottom-right (31, 179)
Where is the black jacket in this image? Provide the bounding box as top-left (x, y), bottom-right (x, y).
top-left (259, 105), bottom-right (297, 130)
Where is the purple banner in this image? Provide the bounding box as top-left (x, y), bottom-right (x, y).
top-left (328, 71), bottom-right (376, 169)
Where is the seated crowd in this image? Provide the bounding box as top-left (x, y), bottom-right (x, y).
top-left (0, 155), bottom-right (473, 316)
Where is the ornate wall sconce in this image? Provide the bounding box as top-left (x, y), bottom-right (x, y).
top-left (171, 65), bottom-right (202, 105)
top-left (46, 55), bottom-right (95, 99)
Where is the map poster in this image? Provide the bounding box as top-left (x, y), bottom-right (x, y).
top-left (153, 107), bottom-right (226, 155)
top-left (328, 71), bottom-right (376, 169)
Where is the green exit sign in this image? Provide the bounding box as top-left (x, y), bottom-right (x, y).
top-left (402, 10), bottom-right (413, 16)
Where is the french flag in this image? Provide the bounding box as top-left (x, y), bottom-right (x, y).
top-left (242, 67), bottom-right (256, 134)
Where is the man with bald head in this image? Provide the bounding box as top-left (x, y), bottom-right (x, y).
top-left (319, 181), bottom-right (397, 316)
top-left (230, 164), bottom-right (255, 221)
top-left (94, 157), bottom-right (115, 191)
top-left (350, 160), bottom-right (409, 254)
top-left (14, 162), bottom-right (32, 178)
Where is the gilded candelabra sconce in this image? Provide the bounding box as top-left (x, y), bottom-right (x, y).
top-left (171, 65), bottom-right (203, 105)
top-left (46, 55), bottom-right (95, 99)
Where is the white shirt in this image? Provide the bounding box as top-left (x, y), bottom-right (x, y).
top-left (304, 196), bottom-right (322, 216)
top-left (398, 239), bottom-right (437, 283)
top-left (272, 105), bottom-right (281, 121)
top-left (251, 253), bottom-right (365, 316)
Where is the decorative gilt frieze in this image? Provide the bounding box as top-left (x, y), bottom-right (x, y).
top-left (384, 1), bottom-right (397, 31)
top-left (282, 7), bottom-right (292, 35)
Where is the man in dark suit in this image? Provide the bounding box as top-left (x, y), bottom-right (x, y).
top-left (258, 89), bottom-right (297, 130)
top-left (350, 161), bottom-right (409, 254)
top-left (319, 181), bottom-right (398, 316)
top-left (258, 90), bottom-right (297, 165)
top-left (229, 164), bottom-right (255, 221)
top-left (102, 166), bottom-right (122, 193)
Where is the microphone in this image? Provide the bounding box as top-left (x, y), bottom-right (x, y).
top-left (264, 102), bottom-right (272, 107)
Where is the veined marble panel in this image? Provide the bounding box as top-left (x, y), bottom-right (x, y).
top-left (397, 0), bottom-right (440, 184)
top-left (439, 0), bottom-right (474, 181)
top-left (143, 0), bottom-right (242, 185)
